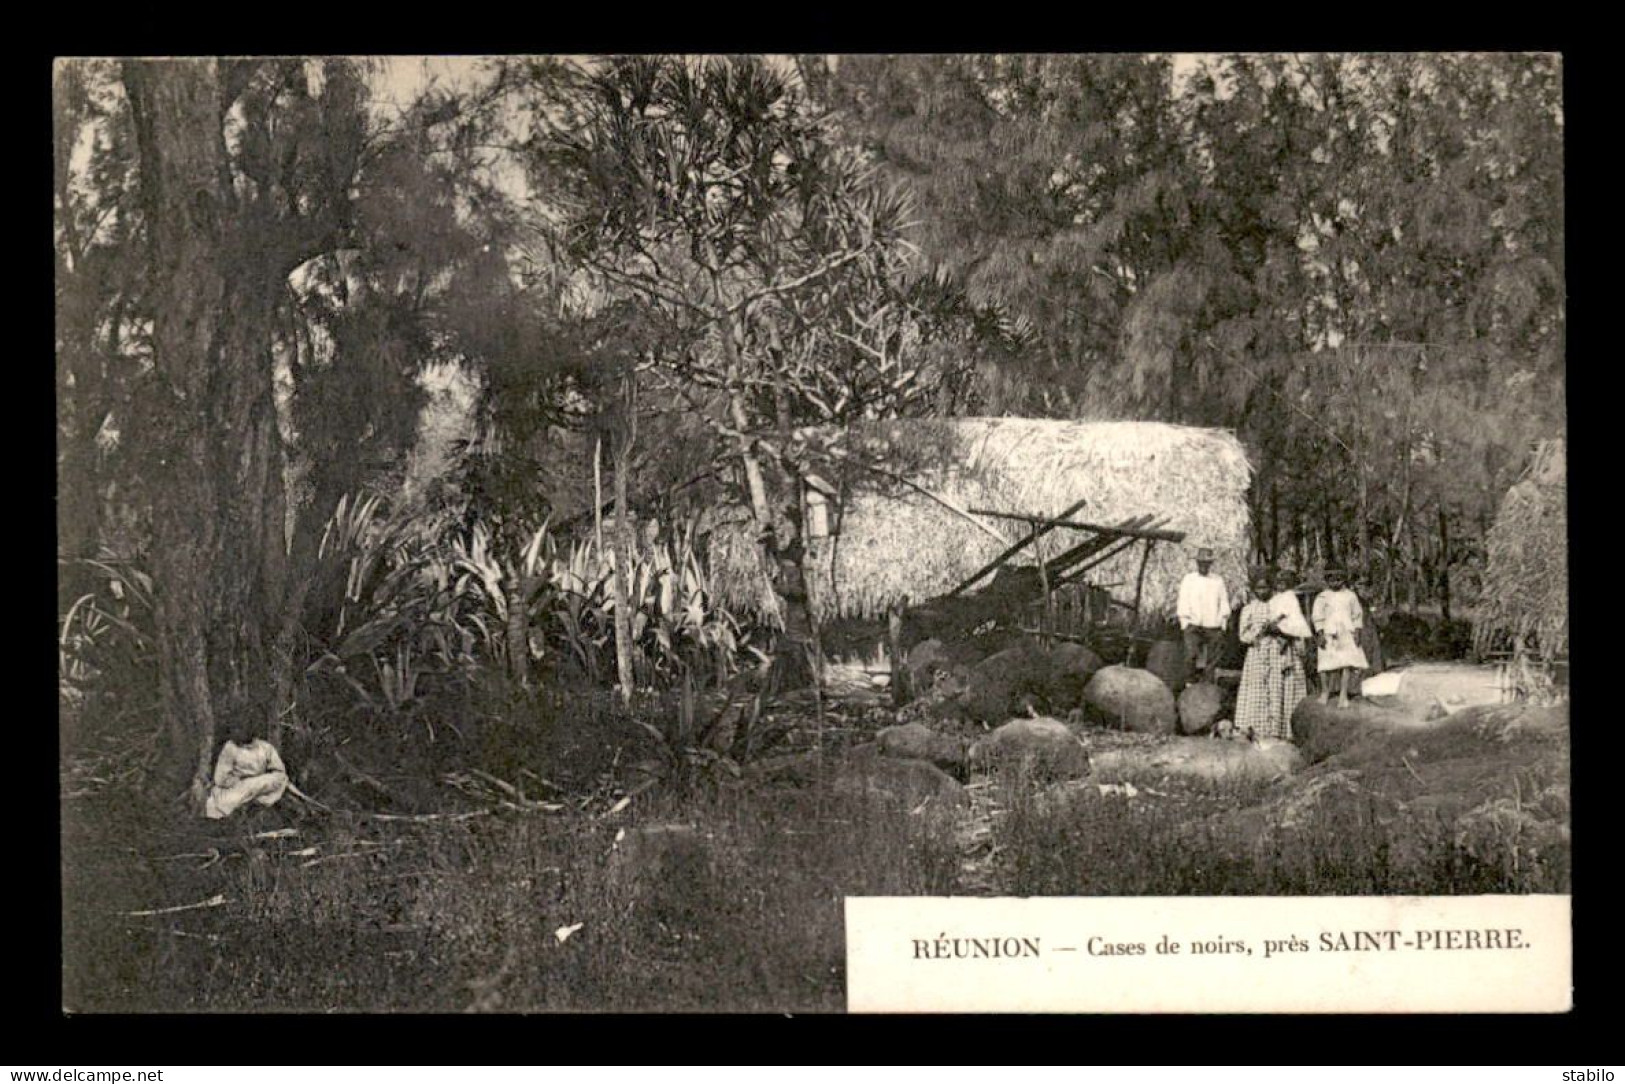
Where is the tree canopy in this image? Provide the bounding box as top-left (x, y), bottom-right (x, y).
top-left (803, 53), bottom-right (1564, 598)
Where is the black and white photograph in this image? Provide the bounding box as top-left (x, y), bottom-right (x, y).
top-left (56, 53), bottom-right (1568, 1014)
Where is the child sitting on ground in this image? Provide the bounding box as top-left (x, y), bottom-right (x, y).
top-left (204, 716), bottom-right (289, 820)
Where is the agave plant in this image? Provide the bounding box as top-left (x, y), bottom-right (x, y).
top-left (304, 491), bottom-right (754, 720)
top-left (546, 538), bottom-right (615, 681)
top-left (638, 531), bottom-right (745, 686)
top-left (446, 519), bottom-right (559, 684)
top-left (624, 670), bottom-right (750, 797)
top-left (307, 493), bottom-right (491, 721)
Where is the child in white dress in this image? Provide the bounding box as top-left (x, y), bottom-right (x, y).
top-left (1312, 568), bottom-right (1369, 709)
top-left (204, 719), bottom-right (289, 820)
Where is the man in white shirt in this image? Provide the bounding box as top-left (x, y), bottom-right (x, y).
top-left (1176, 546), bottom-right (1232, 684)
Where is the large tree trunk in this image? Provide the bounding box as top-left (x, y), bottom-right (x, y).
top-left (55, 91), bottom-right (108, 579)
top-left (56, 369), bottom-right (106, 612)
top-left (55, 328), bottom-right (106, 570)
top-left (125, 60), bottom-right (282, 810)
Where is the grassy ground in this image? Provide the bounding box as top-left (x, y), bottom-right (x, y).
top-left (995, 775), bottom-right (1565, 898)
top-left (62, 771), bottom-right (958, 1013)
top-left (61, 676), bottom-right (1568, 1013)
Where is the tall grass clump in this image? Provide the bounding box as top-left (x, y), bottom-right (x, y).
top-left (996, 771), bottom-right (1569, 897)
top-left (1476, 437), bottom-right (1567, 674)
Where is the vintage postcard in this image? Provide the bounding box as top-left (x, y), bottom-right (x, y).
top-left (57, 53), bottom-right (1567, 1014)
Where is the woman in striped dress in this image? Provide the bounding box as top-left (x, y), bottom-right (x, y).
top-left (1235, 568), bottom-right (1310, 742)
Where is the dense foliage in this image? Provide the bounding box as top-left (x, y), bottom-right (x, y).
top-left (56, 54), bottom-right (1564, 798)
top-left (803, 53), bottom-right (1564, 606)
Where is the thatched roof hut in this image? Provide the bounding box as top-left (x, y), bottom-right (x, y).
top-left (705, 417), bottom-right (1253, 624)
top-left (1476, 438), bottom-right (1567, 660)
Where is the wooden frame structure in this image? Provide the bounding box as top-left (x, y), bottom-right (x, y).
top-left (948, 503), bottom-right (1186, 619)
top-left (884, 500), bottom-right (1187, 704)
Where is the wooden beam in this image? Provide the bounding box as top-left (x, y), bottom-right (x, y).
top-left (945, 495), bottom-right (1091, 597)
top-left (969, 508), bottom-right (1187, 544)
top-left (867, 466), bottom-right (1012, 546)
top-left (1052, 535), bottom-right (1147, 589)
top-left (1131, 537), bottom-right (1155, 616)
top-left (1048, 515), bottom-right (1158, 576)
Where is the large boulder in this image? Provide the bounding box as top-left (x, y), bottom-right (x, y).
top-left (877, 721), bottom-right (969, 774)
top-left (1090, 738), bottom-right (1304, 787)
top-left (1291, 695), bottom-right (1438, 763)
top-left (1047, 642), bottom-right (1104, 710)
top-left (1237, 701), bottom-right (1567, 857)
top-left (1363, 663), bottom-right (1507, 718)
top-left (1177, 682), bottom-right (1226, 735)
top-left (1291, 669), bottom-right (1542, 763)
top-left (1144, 639), bottom-right (1190, 694)
top-left (968, 716), bottom-right (1092, 780)
top-left (962, 642), bottom-right (1053, 722)
top-left (831, 752), bottom-right (967, 812)
top-left (1083, 665), bottom-right (1178, 734)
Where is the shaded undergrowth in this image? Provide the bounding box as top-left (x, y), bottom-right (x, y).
top-left (62, 779), bottom-right (959, 1013)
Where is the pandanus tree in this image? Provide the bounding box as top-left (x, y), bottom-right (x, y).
top-left (522, 56), bottom-right (1004, 554)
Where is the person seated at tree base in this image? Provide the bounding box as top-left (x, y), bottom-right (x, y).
top-left (204, 717), bottom-right (289, 820)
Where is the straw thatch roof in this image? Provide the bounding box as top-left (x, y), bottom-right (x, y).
top-left (1477, 438), bottom-right (1567, 660)
top-left (705, 417), bottom-right (1253, 623)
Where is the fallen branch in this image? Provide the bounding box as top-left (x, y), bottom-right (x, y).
top-left (334, 751), bottom-right (395, 797)
top-left (300, 846), bottom-right (396, 869)
top-left (367, 810), bottom-right (493, 823)
top-left (122, 894), bottom-right (229, 917)
top-left (286, 780), bottom-right (334, 813)
top-left (445, 771), bottom-right (564, 814)
top-left (469, 768), bottom-right (531, 804)
top-left (1401, 754), bottom-right (1426, 785)
top-left (124, 925), bottom-right (223, 943)
top-left (156, 849), bottom-right (221, 863)
top-left (517, 768), bottom-right (562, 794)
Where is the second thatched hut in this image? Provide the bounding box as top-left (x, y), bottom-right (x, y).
top-left (705, 417), bottom-right (1253, 626)
top-left (1476, 437), bottom-right (1568, 662)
